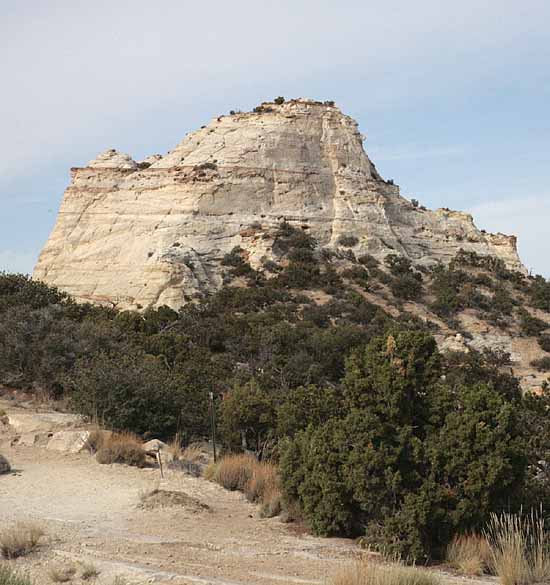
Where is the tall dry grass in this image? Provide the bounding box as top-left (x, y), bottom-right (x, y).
top-left (331, 559), bottom-right (441, 585)
top-left (95, 432), bottom-right (146, 467)
top-left (446, 533), bottom-right (492, 576)
top-left (484, 510), bottom-right (550, 585)
top-left (0, 522), bottom-right (44, 559)
top-left (206, 454), bottom-right (282, 517)
top-left (48, 565), bottom-right (76, 583)
top-left (0, 566), bottom-right (33, 585)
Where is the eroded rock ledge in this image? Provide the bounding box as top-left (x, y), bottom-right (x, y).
top-left (34, 99), bottom-right (524, 309)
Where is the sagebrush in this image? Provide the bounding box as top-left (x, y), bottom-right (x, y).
top-left (96, 432), bottom-right (146, 467)
top-left (0, 522), bottom-right (44, 559)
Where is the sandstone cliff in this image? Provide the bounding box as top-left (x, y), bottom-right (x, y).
top-left (34, 99), bottom-right (524, 310)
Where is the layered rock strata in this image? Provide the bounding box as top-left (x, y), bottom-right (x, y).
top-left (34, 99), bottom-right (524, 309)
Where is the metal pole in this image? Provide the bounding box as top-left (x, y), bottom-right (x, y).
top-left (209, 391), bottom-right (217, 463)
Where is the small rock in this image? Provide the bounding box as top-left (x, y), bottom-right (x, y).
top-left (0, 453), bottom-right (11, 474)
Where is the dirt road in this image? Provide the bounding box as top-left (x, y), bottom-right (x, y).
top-left (0, 401), bottom-right (486, 585)
top-left (0, 440), bottom-right (360, 585)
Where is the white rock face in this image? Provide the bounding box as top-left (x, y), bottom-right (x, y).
top-left (34, 99), bottom-right (525, 310)
top-left (47, 430), bottom-right (91, 453)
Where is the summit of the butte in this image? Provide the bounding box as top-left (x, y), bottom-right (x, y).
top-left (34, 98), bottom-right (525, 310)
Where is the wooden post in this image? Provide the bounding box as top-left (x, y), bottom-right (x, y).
top-left (156, 450), bottom-right (164, 479)
top-left (209, 391), bottom-right (217, 463)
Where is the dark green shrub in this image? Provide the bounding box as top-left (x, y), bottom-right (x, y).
top-left (66, 352), bottom-right (183, 438)
top-left (0, 272), bottom-right (68, 312)
top-left (518, 309), bottom-right (548, 336)
top-left (429, 265), bottom-right (468, 317)
top-left (280, 331), bottom-right (530, 560)
top-left (491, 288), bottom-right (515, 316)
top-left (262, 259), bottom-right (280, 273)
top-left (530, 357), bottom-right (550, 372)
top-left (384, 255), bottom-right (423, 301)
top-left (337, 234), bottom-right (359, 247)
top-left (274, 96), bottom-right (285, 105)
top-left (219, 381), bottom-right (276, 454)
top-left (276, 384), bottom-right (342, 438)
top-left (528, 275), bottom-right (550, 312)
top-left (390, 274), bottom-right (423, 301)
top-left (194, 162), bottom-right (217, 171)
top-left (342, 266), bottom-right (370, 290)
top-left (358, 254), bottom-right (379, 269)
top-left (273, 222), bottom-right (317, 254)
top-left (538, 335), bottom-right (550, 353)
top-left (0, 454), bottom-right (10, 475)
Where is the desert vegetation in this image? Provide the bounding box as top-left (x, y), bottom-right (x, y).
top-left (485, 511), bottom-right (550, 585)
top-left (0, 522), bottom-right (44, 559)
top-left (0, 567), bottom-right (32, 585)
top-left (206, 454), bottom-right (282, 517)
top-left (95, 432), bottom-right (147, 467)
top-left (48, 565), bottom-right (76, 583)
top-left (446, 534), bottom-right (491, 576)
top-left (1, 223), bottom-right (549, 562)
top-left (330, 560), bottom-right (441, 585)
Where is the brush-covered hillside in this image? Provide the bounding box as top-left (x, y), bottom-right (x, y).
top-left (2, 221), bottom-right (550, 559)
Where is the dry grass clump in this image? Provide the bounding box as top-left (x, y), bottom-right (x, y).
top-left (245, 460), bottom-right (278, 502)
top-left (48, 565), bottom-right (76, 583)
top-left (85, 426), bottom-right (108, 454)
top-left (331, 560), bottom-right (441, 585)
top-left (0, 453), bottom-right (11, 474)
top-left (168, 437), bottom-right (205, 476)
top-left (260, 483), bottom-right (283, 518)
top-left (169, 433), bottom-right (205, 463)
top-left (181, 443), bottom-right (204, 464)
top-left (96, 432), bottom-right (146, 467)
top-left (484, 510), bottom-right (550, 585)
top-left (212, 454), bottom-right (257, 492)
top-left (207, 454), bottom-right (283, 517)
top-left (80, 562), bottom-right (100, 580)
top-left (0, 566), bottom-right (33, 585)
top-left (446, 533), bottom-right (492, 576)
top-left (0, 522), bottom-right (44, 559)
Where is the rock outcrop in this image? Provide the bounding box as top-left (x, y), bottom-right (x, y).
top-left (34, 99), bottom-right (525, 309)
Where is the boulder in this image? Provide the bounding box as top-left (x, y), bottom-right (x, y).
top-left (0, 453), bottom-right (10, 474)
top-left (47, 430), bottom-right (91, 453)
top-left (7, 411), bottom-right (82, 434)
top-left (142, 439), bottom-right (174, 462)
top-left (17, 432), bottom-right (52, 447)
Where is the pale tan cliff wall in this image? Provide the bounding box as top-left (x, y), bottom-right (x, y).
top-left (34, 99), bottom-right (524, 309)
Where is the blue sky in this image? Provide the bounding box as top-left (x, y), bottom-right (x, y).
top-left (1, 0), bottom-right (549, 276)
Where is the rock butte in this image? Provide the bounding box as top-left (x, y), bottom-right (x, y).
top-left (34, 99), bottom-right (525, 310)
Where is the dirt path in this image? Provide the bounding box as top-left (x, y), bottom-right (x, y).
top-left (0, 442), bottom-right (360, 585)
top-left (0, 402), bottom-right (490, 585)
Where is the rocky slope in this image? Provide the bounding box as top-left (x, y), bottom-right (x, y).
top-left (34, 98), bottom-right (524, 310)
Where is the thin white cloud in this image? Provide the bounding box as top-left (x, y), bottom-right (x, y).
top-left (468, 196), bottom-right (550, 277)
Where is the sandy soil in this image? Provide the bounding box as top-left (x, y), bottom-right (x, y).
top-left (0, 402), bottom-right (492, 585)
